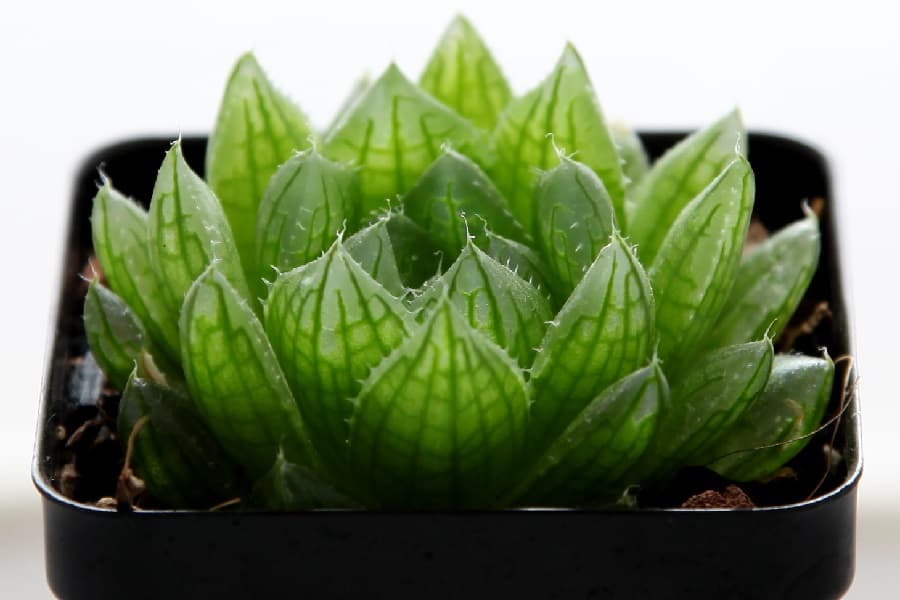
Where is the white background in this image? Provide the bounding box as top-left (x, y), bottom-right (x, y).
top-left (1, 0), bottom-right (897, 596)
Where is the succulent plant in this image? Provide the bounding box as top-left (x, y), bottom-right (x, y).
top-left (85, 16), bottom-right (833, 510)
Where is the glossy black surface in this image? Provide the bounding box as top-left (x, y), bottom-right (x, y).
top-left (34, 134), bottom-right (860, 599)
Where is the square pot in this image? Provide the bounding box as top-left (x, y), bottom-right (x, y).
top-left (33, 133), bottom-right (861, 599)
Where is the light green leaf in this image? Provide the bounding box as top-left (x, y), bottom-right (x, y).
top-left (638, 339), bottom-right (773, 480)
top-left (532, 156), bottom-right (616, 297)
top-left (528, 233), bottom-right (655, 448)
top-left (255, 149), bottom-right (358, 284)
top-left (419, 15), bottom-right (513, 130)
top-left (403, 149), bottom-right (526, 258)
top-left (490, 43), bottom-right (626, 231)
top-left (649, 158), bottom-right (755, 374)
top-left (610, 121), bottom-right (649, 188)
top-left (324, 74), bottom-right (371, 139)
top-left (513, 362), bottom-right (666, 505)
top-left (149, 141), bottom-right (251, 314)
top-left (709, 354), bottom-right (834, 481)
top-left (484, 231), bottom-right (553, 295)
top-left (90, 183), bottom-right (179, 362)
top-left (324, 63), bottom-right (490, 219)
top-left (180, 267), bottom-right (317, 478)
top-left (706, 212), bottom-right (820, 350)
top-left (628, 109), bottom-right (745, 262)
top-left (414, 241), bottom-right (553, 367)
top-left (83, 281), bottom-right (144, 390)
top-left (264, 241), bottom-right (412, 471)
top-left (344, 217), bottom-right (406, 297)
top-left (118, 372), bottom-right (245, 508)
top-left (349, 298), bottom-right (529, 508)
top-left (206, 52), bottom-right (315, 279)
top-left (249, 450), bottom-right (362, 509)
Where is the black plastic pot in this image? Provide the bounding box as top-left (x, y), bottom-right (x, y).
top-left (34, 133), bottom-right (861, 599)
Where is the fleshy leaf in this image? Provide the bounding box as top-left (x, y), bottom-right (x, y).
top-left (610, 121), bottom-right (649, 188)
top-left (403, 149), bottom-right (526, 258)
top-left (419, 15), bottom-right (513, 130)
top-left (83, 281), bottom-right (145, 390)
top-left (344, 218), bottom-right (406, 297)
top-left (709, 354), bottom-right (834, 481)
top-left (628, 110), bottom-right (746, 261)
top-left (90, 184), bottom-right (179, 362)
top-left (414, 241), bottom-right (552, 367)
top-left (249, 450), bottom-right (362, 509)
top-left (255, 149), bottom-right (359, 284)
top-left (490, 44), bottom-right (626, 231)
top-left (149, 141), bottom-right (251, 315)
top-left (180, 267), bottom-right (317, 477)
top-left (532, 156), bottom-right (616, 297)
top-left (706, 212), bottom-right (820, 349)
top-left (649, 158), bottom-right (754, 373)
top-left (206, 52), bottom-right (315, 279)
top-left (348, 298), bottom-right (529, 508)
top-left (381, 214), bottom-right (444, 288)
top-left (324, 74), bottom-right (371, 139)
top-left (484, 231), bottom-right (553, 295)
top-left (513, 362), bottom-right (666, 505)
top-left (118, 373), bottom-right (245, 508)
top-left (323, 63), bottom-right (490, 219)
top-left (637, 340), bottom-right (773, 480)
top-left (528, 233), bottom-right (655, 448)
top-left (265, 242), bottom-right (412, 472)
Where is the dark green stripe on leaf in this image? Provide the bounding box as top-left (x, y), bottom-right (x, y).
top-left (708, 354), bottom-right (833, 482)
top-left (180, 267), bottom-right (317, 478)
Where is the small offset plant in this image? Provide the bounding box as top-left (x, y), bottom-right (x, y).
top-left (85, 16), bottom-right (833, 509)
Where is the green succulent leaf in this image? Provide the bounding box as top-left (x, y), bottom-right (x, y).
top-left (349, 298), bottom-right (529, 508)
top-left (118, 373), bottom-right (245, 508)
top-left (610, 122), bottom-right (650, 188)
top-left (180, 267), bottom-right (317, 477)
top-left (149, 141), bottom-right (251, 316)
top-left (414, 241), bottom-right (553, 367)
top-left (514, 362), bottom-right (666, 506)
top-left (83, 281), bottom-right (145, 390)
top-left (491, 43), bottom-right (626, 231)
top-left (206, 52), bottom-right (315, 279)
top-left (265, 242), bottom-right (412, 471)
top-left (638, 339), bottom-right (774, 480)
top-left (249, 450), bottom-right (361, 509)
top-left (323, 64), bottom-right (491, 219)
top-left (255, 149), bottom-right (359, 284)
top-left (324, 74), bottom-right (371, 139)
top-left (706, 212), bottom-right (820, 350)
top-left (90, 184), bottom-right (180, 362)
top-left (709, 354), bottom-right (834, 482)
top-left (419, 15), bottom-right (513, 130)
top-left (403, 149), bottom-right (526, 258)
top-left (344, 217), bottom-right (407, 297)
top-left (528, 233), bottom-right (655, 448)
top-left (532, 156), bottom-right (616, 297)
top-left (649, 158), bottom-right (755, 374)
top-left (484, 231), bottom-right (553, 295)
top-left (628, 109), bottom-right (746, 262)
